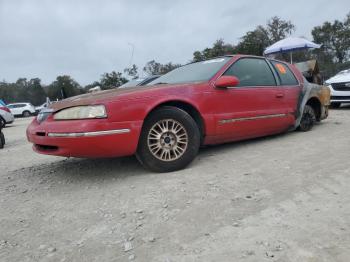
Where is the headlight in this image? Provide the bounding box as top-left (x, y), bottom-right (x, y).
top-left (53, 105), bottom-right (107, 120)
top-left (37, 108), bottom-right (54, 123)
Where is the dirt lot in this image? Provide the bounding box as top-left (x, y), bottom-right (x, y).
top-left (0, 107), bottom-right (350, 262)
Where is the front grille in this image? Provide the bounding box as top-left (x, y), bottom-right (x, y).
top-left (331, 82), bottom-right (350, 91)
top-left (35, 144), bottom-right (58, 151)
top-left (331, 96), bottom-right (350, 100)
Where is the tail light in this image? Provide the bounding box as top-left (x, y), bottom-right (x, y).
top-left (0, 106), bottom-right (10, 113)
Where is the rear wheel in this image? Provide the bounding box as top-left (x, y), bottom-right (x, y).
top-left (298, 105), bottom-right (316, 132)
top-left (136, 106), bottom-right (200, 172)
top-left (0, 131), bottom-right (5, 149)
top-left (0, 117), bottom-right (5, 128)
top-left (330, 102), bottom-right (341, 109)
top-left (22, 111), bottom-right (31, 117)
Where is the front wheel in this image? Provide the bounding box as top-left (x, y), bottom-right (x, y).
top-left (298, 105), bottom-right (316, 132)
top-left (22, 111), bottom-right (31, 117)
top-left (136, 106), bottom-right (200, 172)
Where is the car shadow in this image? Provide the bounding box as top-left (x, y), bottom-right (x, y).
top-left (40, 156), bottom-right (147, 180)
top-left (330, 104), bottom-right (350, 110)
top-left (198, 130), bottom-right (292, 157)
top-left (14, 130), bottom-right (300, 186)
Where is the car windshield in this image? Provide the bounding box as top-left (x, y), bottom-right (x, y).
top-left (148, 57), bottom-right (231, 85)
top-left (120, 79), bottom-right (146, 88)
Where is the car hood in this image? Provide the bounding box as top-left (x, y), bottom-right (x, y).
top-left (325, 69), bottom-right (350, 84)
top-left (49, 83), bottom-right (196, 112)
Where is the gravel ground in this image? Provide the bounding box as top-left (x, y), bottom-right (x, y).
top-left (0, 107), bottom-right (350, 262)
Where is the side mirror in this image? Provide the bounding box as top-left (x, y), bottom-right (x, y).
top-left (215, 76), bottom-right (240, 88)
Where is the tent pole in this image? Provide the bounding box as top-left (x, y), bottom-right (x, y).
top-left (290, 52), bottom-right (293, 64)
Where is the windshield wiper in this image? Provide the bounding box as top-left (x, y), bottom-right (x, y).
top-left (154, 82), bottom-right (168, 85)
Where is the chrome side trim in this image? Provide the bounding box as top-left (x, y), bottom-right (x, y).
top-left (47, 129), bottom-right (131, 137)
top-left (219, 113), bottom-right (287, 124)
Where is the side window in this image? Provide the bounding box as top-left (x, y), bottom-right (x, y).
top-left (223, 58), bottom-right (276, 87)
top-left (271, 61), bottom-right (298, 86)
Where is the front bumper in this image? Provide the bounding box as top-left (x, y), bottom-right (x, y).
top-left (26, 117), bottom-right (143, 158)
top-left (330, 96), bottom-right (350, 103)
top-left (329, 86), bottom-right (350, 103)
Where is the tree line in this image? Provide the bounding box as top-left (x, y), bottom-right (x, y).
top-left (1, 13), bottom-right (349, 106)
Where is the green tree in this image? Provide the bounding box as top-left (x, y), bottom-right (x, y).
top-left (124, 64), bottom-right (139, 79)
top-left (266, 16), bottom-right (295, 43)
top-left (0, 81), bottom-right (17, 104)
top-left (47, 75), bottom-right (83, 100)
top-left (100, 71), bottom-right (127, 89)
top-left (27, 78), bottom-right (46, 105)
top-left (237, 17), bottom-right (295, 56)
top-left (0, 78), bottom-right (46, 105)
top-left (143, 60), bottom-right (181, 75)
top-left (193, 17), bottom-right (295, 59)
top-left (312, 13), bottom-right (350, 63)
top-left (235, 26), bottom-right (270, 56)
top-left (193, 39), bottom-right (236, 61)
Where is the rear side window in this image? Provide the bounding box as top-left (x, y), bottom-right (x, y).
top-left (224, 58), bottom-right (276, 87)
top-left (271, 61), bottom-right (298, 86)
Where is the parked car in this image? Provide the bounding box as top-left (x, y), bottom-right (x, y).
top-left (0, 105), bottom-right (15, 127)
top-left (325, 69), bottom-right (350, 108)
top-left (7, 103), bottom-right (36, 117)
top-left (35, 102), bottom-right (48, 114)
top-left (27, 55), bottom-right (330, 172)
top-left (119, 75), bottom-right (160, 88)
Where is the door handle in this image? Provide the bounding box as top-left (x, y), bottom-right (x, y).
top-left (276, 93), bottom-right (284, 98)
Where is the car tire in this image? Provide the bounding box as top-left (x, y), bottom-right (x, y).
top-left (298, 105), bottom-right (316, 132)
top-left (0, 131), bottom-right (5, 149)
top-left (0, 117), bottom-right (5, 128)
top-left (22, 111), bottom-right (31, 117)
top-left (136, 106), bottom-right (200, 172)
top-left (330, 102), bottom-right (341, 109)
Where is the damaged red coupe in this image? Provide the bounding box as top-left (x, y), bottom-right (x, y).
top-left (27, 55), bottom-right (330, 172)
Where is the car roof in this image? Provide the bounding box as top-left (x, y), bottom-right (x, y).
top-left (190, 54), bottom-right (289, 65)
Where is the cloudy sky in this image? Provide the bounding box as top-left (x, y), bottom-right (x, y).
top-left (0, 0), bottom-right (348, 85)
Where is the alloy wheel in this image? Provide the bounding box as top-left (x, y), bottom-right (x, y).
top-left (147, 119), bottom-right (188, 161)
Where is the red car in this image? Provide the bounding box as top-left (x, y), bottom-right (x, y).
top-left (27, 55), bottom-right (330, 172)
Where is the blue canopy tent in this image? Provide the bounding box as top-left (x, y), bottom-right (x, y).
top-left (264, 37), bottom-right (321, 63)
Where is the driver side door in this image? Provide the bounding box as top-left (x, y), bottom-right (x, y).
top-left (211, 57), bottom-right (293, 143)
